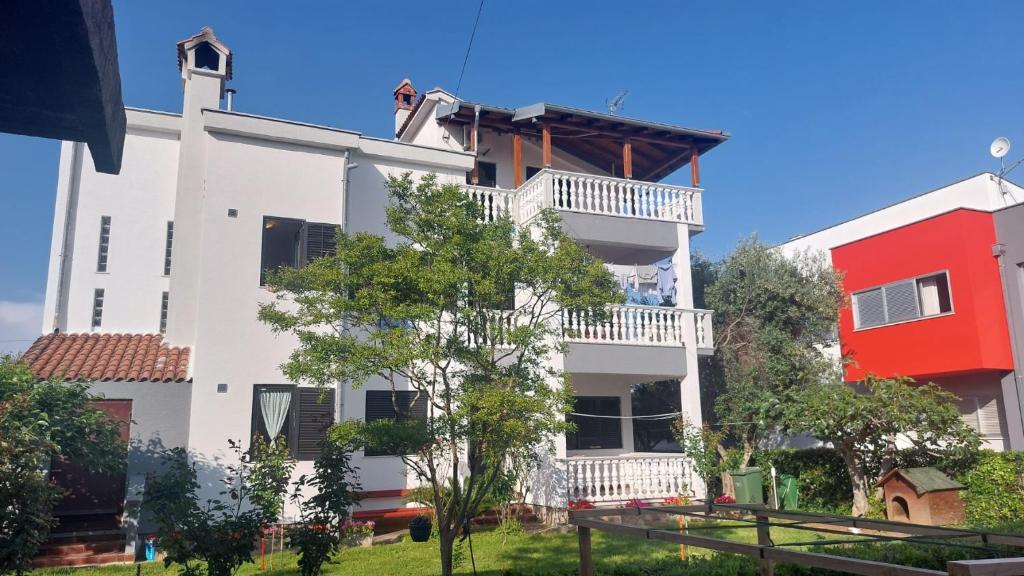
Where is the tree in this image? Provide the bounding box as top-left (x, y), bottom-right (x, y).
top-left (671, 417), bottom-right (740, 504)
top-left (697, 238), bottom-right (844, 469)
top-left (786, 375), bottom-right (980, 517)
top-left (259, 173), bottom-right (619, 576)
top-left (0, 356), bottom-right (125, 575)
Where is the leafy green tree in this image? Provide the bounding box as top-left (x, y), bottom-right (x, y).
top-left (245, 436), bottom-right (295, 524)
top-left (0, 356), bottom-right (125, 575)
top-left (697, 239), bottom-right (844, 467)
top-left (786, 375), bottom-right (980, 517)
top-left (259, 173), bottom-right (618, 576)
top-left (672, 417), bottom-right (740, 503)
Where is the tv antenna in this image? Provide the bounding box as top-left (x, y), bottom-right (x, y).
top-left (606, 90), bottom-right (629, 115)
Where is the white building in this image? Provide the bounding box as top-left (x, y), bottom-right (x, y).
top-left (23, 28), bottom-right (727, 563)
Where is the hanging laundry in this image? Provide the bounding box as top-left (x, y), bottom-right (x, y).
top-left (656, 258), bottom-right (677, 306)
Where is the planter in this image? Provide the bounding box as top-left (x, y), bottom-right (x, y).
top-left (344, 534), bottom-right (373, 548)
top-left (408, 517), bottom-right (432, 542)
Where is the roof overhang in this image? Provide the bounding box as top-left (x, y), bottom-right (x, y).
top-left (436, 100), bottom-right (729, 181)
top-left (0, 0), bottom-right (126, 174)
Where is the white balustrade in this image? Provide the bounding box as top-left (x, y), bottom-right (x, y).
top-left (548, 170), bottom-right (701, 225)
top-left (561, 305), bottom-right (686, 347)
top-left (691, 308), bottom-right (714, 351)
top-left (559, 455), bottom-right (693, 503)
top-left (465, 311), bottom-right (515, 348)
top-left (465, 185), bottom-right (515, 223)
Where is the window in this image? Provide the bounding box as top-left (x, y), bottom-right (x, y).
top-left (632, 381), bottom-right (682, 453)
top-left (260, 217), bottom-right (338, 285)
top-left (91, 288), bottom-right (105, 329)
top-left (566, 396), bottom-right (622, 450)
top-left (852, 272), bottom-right (952, 329)
top-left (525, 166), bottom-right (542, 181)
top-left (959, 395), bottom-right (1003, 437)
top-left (96, 216), bottom-right (111, 272)
top-left (251, 385), bottom-right (335, 460)
top-left (159, 292), bottom-right (169, 334)
top-left (467, 161), bottom-right (498, 188)
top-left (364, 390), bottom-right (428, 456)
top-left (164, 221), bottom-right (174, 276)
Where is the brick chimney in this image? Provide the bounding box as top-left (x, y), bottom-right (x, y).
top-left (394, 78), bottom-right (417, 137)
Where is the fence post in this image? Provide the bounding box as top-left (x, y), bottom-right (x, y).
top-left (756, 512), bottom-right (774, 576)
top-left (579, 526), bottom-right (594, 576)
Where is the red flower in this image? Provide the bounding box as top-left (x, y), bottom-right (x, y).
top-left (567, 499), bottom-right (595, 510)
top-left (713, 494), bottom-right (736, 505)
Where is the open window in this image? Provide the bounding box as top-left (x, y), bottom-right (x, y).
top-left (852, 271), bottom-right (953, 329)
top-left (251, 385), bottom-right (335, 460)
top-left (260, 217), bottom-right (337, 285)
top-left (566, 396), bottom-right (622, 450)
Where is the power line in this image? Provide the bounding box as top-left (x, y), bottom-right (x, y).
top-left (453, 0), bottom-right (486, 101)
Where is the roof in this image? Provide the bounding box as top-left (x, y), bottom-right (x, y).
top-left (431, 99), bottom-right (729, 181)
top-left (22, 333), bottom-right (191, 383)
top-left (176, 27), bottom-right (232, 80)
top-left (876, 467), bottom-right (964, 496)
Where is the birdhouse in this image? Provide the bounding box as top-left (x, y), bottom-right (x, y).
top-left (876, 467), bottom-right (965, 526)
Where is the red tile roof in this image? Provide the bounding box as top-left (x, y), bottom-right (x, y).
top-left (22, 333), bottom-right (191, 383)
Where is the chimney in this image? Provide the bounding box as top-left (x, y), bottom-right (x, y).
top-left (176, 27), bottom-right (232, 111)
top-left (394, 78), bottom-right (417, 137)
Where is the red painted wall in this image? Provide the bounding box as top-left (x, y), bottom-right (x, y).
top-left (832, 209), bottom-right (1013, 382)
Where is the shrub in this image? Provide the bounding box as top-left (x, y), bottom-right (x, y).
top-left (960, 450), bottom-right (1024, 529)
top-left (754, 448), bottom-right (851, 513)
top-left (713, 494), bottom-right (736, 505)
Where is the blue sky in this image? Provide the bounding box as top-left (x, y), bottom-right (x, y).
top-left (2, 1), bottom-right (1024, 352)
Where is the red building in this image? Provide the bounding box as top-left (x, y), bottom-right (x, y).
top-left (782, 174), bottom-right (1024, 451)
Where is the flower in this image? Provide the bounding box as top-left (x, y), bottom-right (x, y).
top-left (341, 519), bottom-right (376, 536)
top-left (567, 499), bottom-right (595, 511)
top-left (713, 494), bottom-right (736, 505)
top-left (663, 495), bottom-right (690, 506)
top-left (624, 498), bottom-right (648, 509)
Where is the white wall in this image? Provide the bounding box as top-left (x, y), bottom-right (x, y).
top-left (43, 124), bottom-right (181, 334)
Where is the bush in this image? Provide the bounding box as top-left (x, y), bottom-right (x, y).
top-left (959, 450), bottom-right (1024, 529)
top-left (754, 448), bottom-right (851, 513)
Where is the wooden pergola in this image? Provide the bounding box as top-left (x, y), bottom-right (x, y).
top-left (569, 503), bottom-right (1024, 576)
top-left (436, 101), bottom-right (729, 187)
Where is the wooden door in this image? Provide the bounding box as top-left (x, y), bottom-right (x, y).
top-left (50, 399), bottom-right (131, 529)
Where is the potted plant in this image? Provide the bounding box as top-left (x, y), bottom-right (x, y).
top-left (408, 514), bottom-right (432, 542)
top-left (341, 519), bottom-right (375, 548)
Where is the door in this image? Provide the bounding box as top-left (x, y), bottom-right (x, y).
top-left (50, 399), bottom-right (131, 531)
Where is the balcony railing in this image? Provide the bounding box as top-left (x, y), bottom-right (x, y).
top-left (562, 305), bottom-right (714, 349)
top-left (560, 454), bottom-right (693, 504)
top-left (465, 169), bottom-right (703, 227)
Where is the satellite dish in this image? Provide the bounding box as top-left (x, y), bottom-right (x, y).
top-left (991, 137), bottom-right (1011, 158)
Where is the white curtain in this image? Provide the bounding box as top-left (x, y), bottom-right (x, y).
top-left (260, 389), bottom-right (292, 440)
top-left (918, 277), bottom-right (941, 316)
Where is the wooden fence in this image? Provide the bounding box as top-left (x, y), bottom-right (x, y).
top-left (568, 503), bottom-right (1024, 576)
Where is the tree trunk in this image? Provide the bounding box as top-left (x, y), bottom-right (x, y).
top-left (438, 526), bottom-right (457, 576)
top-left (838, 444), bottom-right (871, 517)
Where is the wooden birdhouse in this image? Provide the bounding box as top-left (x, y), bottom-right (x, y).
top-left (876, 467), bottom-right (965, 526)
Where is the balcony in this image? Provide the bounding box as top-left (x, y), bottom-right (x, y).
top-left (559, 454), bottom-right (694, 504)
top-left (467, 169), bottom-right (703, 257)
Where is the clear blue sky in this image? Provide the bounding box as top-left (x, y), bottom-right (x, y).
top-left (2, 1), bottom-right (1024, 351)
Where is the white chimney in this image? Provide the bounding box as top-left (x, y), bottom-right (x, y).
top-left (393, 78), bottom-right (417, 138)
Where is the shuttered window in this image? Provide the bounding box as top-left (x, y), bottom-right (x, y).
top-left (959, 395), bottom-right (1003, 437)
top-left (251, 385), bottom-right (335, 460)
top-left (567, 396), bottom-right (622, 450)
top-left (261, 217), bottom-right (338, 285)
top-left (852, 272), bottom-right (952, 329)
top-left (364, 390), bottom-right (428, 456)
top-left (97, 216), bottom-right (111, 272)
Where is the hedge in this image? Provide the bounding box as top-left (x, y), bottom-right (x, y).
top-left (959, 450), bottom-right (1024, 530)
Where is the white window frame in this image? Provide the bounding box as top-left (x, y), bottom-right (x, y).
top-left (851, 270), bottom-right (954, 331)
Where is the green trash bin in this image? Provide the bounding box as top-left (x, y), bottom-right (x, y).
top-left (730, 467), bottom-right (764, 505)
top-left (779, 474), bottom-right (799, 510)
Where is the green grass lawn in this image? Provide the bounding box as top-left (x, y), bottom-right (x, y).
top-left (35, 519), bottom-right (872, 576)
